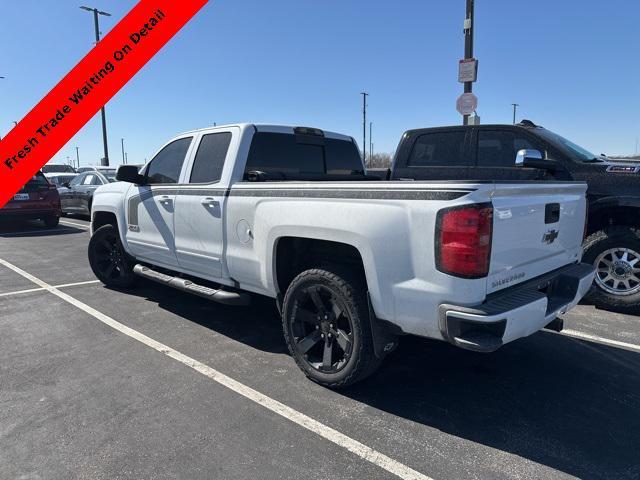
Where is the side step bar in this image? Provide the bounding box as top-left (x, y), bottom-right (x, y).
top-left (133, 264), bottom-right (250, 306)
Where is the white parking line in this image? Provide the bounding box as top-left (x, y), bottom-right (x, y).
top-left (0, 257), bottom-right (431, 480)
top-left (0, 279), bottom-right (101, 298)
top-left (562, 329), bottom-right (640, 353)
top-left (59, 220), bottom-right (90, 229)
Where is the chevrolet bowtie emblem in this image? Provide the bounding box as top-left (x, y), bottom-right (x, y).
top-left (542, 229), bottom-right (559, 244)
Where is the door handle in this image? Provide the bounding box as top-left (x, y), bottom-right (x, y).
top-left (201, 197), bottom-right (219, 207)
top-left (159, 195), bottom-right (173, 205)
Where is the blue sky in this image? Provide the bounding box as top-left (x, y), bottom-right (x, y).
top-left (1, 0), bottom-right (639, 167)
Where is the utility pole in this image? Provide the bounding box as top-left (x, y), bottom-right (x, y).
top-left (0, 76), bottom-right (5, 141)
top-left (369, 122), bottom-right (373, 159)
top-left (121, 138), bottom-right (126, 164)
top-left (511, 103), bottom-right (519, 124)
top-left (80, 6), bottom-right (111, 166)
top-left (462, 0), bottom-right (474, 126)
top-left (361, 92), bottom-right (368, 165)
top-left (75, 147), bottom-right (80, 169)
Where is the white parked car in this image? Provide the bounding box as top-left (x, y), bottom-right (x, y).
top-left (88, 124), bottom-right (595, 387)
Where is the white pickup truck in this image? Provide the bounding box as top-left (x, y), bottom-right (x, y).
top-left (89, 124), bottom-right (595, 387)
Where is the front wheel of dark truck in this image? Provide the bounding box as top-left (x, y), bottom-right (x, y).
top-left (583, 226), bottom-right (640, 314)
top-left (282, 268), bottom-right (382, 388)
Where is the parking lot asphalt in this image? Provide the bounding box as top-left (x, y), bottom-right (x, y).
top-left (1, 216), bottom-right (639, 480)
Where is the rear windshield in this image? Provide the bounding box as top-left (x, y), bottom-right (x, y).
top-left (21, 172), bottom-right (50, 192)
top-left (245, 132), bottom-right (363, 176)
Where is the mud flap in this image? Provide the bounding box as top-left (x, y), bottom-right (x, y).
top-left (368, 292), bottom-right (399, 359)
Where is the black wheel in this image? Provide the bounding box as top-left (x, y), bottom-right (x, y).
top-left (282, 268), bottom-right (381, 388)
top-left (583, 226), bottom-right (640, 314)
top-left (88, 224), bottom-right (136, 288)
top-left (43, 215), bottom-right (60, 228)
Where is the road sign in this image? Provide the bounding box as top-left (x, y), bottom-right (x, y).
top-left (458, 58), bottom-right (478, 83)
top-left (456, 93), bottom-right (478, 116)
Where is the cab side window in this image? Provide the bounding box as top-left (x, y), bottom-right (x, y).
top-left (190, 133), bottom-right (232, 184)
top-left (477, 130), bottom-right (535, 168)
top-left (407, 131), bottom-right (467, 167)
top-left (145, 137), bottom-right (193, 184)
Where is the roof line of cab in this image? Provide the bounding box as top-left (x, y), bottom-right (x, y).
top-left (176, 123), bottom-right (354, 142)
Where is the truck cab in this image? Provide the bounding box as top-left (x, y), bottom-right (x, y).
top-left (391, 121), bottom-right (640, 314)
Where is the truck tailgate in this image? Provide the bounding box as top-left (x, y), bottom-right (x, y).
top-left (487, 182), bottom-right (587, 294)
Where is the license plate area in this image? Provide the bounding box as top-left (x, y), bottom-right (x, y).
top-left (13, 193), bottom-right (30, 201)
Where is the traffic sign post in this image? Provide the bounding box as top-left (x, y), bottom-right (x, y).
top-left (456, 92), bottom-right (478, 116)
top-left (458, 58), bottom-right (478, 83)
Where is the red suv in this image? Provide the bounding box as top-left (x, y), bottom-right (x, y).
top-left (0, 171), bottom-right (62, 227)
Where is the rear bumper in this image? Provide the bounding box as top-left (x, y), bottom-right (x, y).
top-left (438, 263), bottom-right (595, 352)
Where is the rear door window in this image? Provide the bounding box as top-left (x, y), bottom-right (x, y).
top-left (83, 174), bottom-right (96, 185)
top-left (190, 132), bottom-right (232, 183)
top-left (477, 130), bottom-right (535, 168)
top-left (407, 131), bottom-right (468, 167)
top-left (145, 137), bottom-right (193, 184)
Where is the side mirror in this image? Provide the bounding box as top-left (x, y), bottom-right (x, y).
top-left (116, 165), bottom-right (145, 184)
top-left (515, 149), bottom-right (556, 171)
top-left (62, 182), bottom-right (70, 188)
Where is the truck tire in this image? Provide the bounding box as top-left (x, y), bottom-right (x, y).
top-left (43, 215), bottom-right (60, 228)
top-left (282, 268), bottom-right (382, 388)
top-left (88, 224), bottom-right (136, 289)
top-left (583, 226), bottom-right (640, 314)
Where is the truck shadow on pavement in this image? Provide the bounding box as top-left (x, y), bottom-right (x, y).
top-left (0, 224), bottom-right (86, 238)
top-left (124, 282), bottom-right (288, 355)
top-left (117, 281), bottom-right (639, 479)
top-left (348, 334), bottom-right (640, 480)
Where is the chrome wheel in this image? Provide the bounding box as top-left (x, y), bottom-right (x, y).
top-left (289, 285), bottom-right (354, 374)
top-left (594, 248), bottom-right (640, 296)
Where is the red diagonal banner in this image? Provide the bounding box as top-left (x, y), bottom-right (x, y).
top-left (0, 0), bottom-right (208, 208)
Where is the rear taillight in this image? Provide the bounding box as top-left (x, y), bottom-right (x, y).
top-left (435, 204), bottom-right (493, 278)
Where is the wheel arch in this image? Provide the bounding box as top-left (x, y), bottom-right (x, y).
top-left (588, 196), bottom-right (640, 234)
top-left (273, 236), bottom-right (369, 296)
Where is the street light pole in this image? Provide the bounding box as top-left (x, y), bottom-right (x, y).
top-left (511, 103), bottom-right (519, 124)
top-left (80, 6), bottom-right (112, 166)
top-left (0, 76), bottom-right (5, 141)
top-left (75, 147), bottom-right (80, 169)
top-left (121, 138), bottom-right (126, 164)
top-left (361, 92), bottom-right (368, 165)
top-left (462, 0), bottom-right (474, 126)
top-left (369, 122), bottom-right (373, 159)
